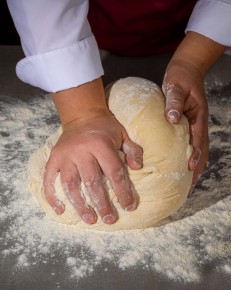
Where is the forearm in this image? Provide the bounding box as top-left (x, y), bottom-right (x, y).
top-left (169, 32), bottom-right (226, 75)
top-left (51, 77), bottom-right (109, 127)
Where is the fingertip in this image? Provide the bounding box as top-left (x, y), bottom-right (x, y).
top-left (82, 213), bottom-right (97, 224)
top-left (125, 201), bottom-right (137, 211)
top-left (102, 213), bottom-right (117, 224)
top-left (188, 185), bottom-right (195, 198)
top-left (166, 109), bottom-right (181, 124)
top-left (54, 201), bottom-right (65, 215)
top-left (83, 206), bottom-right (98, 224)
top-left (128, 158), bottom-right (143, 170)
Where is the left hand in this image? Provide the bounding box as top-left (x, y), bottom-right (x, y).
top-left (162, 58), bottom-right (209, 195)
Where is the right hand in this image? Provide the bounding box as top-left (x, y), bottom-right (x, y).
top-left (43, 79), bottom-right (143, 225)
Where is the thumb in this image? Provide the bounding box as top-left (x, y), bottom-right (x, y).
top-left (162, 83), bottom-right (186, 124)
top-left (121, 133), bottom-right (143, 170)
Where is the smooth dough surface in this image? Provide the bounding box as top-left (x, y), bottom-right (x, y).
top-left (28, 77), bottom-right (193, 231)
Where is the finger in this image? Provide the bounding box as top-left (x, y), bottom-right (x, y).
top-left (43, 159), bottom-right (65, 215)
top-left (189, 147), bottom-right (202, 172)
top-left (78, 156), bottom-right (117, 224)
top-left (188, 113), bottom-right (208, 171)
top-left (60, 165), bottom-right (97, 224)
top-left (95, 145), bottom-right (138, 212)
top-left (163, 83), bottom-right (186, 124)
top-left (188, 171), bottom-right (203, 197)
top-left (188, 147), bottom-right (202, 197)
top-left (122, 136), bottom-right (143, 170)
top-left (190, 146), bottom-right (208, 191)
top-left (187, 113), bottom-right (209, 195)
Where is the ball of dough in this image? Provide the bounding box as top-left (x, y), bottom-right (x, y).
top-left (28, 77), bottom-right (193, 231)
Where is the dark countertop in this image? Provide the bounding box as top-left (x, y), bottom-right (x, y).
top-left (0, 46), bottom-right (231, 290)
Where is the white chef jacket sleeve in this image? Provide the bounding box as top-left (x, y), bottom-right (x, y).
top-left (7, 0), bottom-right (104, 92)
top-left (186, 0), bottom-right (231, 53)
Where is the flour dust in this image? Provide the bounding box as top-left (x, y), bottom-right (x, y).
top-left (0, 82), bottom-right (230, 285)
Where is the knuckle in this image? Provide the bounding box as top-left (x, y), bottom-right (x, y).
top-left (49, 147), bottom-right (60, 159)
top-left (167, 98), bottom-right (182, 105)
top-left (110, 167), bottom-right (127, 184)
top-left (165, 84), bottom-right (184, 102)
top-left (46, 152), bottom-right (61, 169)
top-left (165, 82), bottom-right (177, 94)
top-left (83, 177), bottom-right (101, 191)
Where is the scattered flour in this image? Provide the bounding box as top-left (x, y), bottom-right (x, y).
top-left (0, 82), bottom-right (230, 285)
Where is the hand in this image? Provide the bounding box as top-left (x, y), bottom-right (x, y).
top-left (162, 32), bottom-right (226, 195)
top-left (162, 59), bottom-right (208, 194)
top-left (43, 79), bottom-right (143, 225)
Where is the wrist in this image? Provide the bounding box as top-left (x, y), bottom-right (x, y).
top-left (169, 31), bottom-right (226, 75)
top-left (51, 77), bottom-right (110, 126)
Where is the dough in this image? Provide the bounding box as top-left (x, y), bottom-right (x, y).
top-left (28, 77), bottom-right (193, 231)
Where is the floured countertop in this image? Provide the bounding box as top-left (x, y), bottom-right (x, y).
top-left (0, 46), bottom-right (230, 290)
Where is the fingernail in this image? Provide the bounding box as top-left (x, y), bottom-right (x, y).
top-left (103, 214), bottom-right (116, 224)
top-left (125, 202), bottom-right (137, 211)
top-left (167, 109), bottom-right (180, 122)
top-left (83, 214), bottom-right (95, 224)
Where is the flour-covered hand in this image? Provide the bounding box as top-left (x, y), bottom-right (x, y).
top-left (43, 78), bottom-right (143, 224)
top-left (162, 59), bottom-right (208, 193)
top-left (162, 32), bottom-right (226, 194)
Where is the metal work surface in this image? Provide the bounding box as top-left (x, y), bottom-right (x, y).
top-left (0, 46), bottom-right (230, 290)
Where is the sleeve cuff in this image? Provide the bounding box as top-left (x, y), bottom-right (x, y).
top-left (186, 0), bottom-right (231, 51)
top-left (16, 34), bottom-right (104, 92)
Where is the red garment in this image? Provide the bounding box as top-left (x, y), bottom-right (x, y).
top-left (88, 0), bottom-right (197, 56)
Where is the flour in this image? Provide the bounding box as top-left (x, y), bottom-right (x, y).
top-left (0, 82), bottom-right (231, 285)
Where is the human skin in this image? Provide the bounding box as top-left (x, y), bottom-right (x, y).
top-left (43, 31), bottom-right (226, 224)
top-left (44, 78), bottom-right (143, 225)
top-left (162, 31), bottom-right (226, 194)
